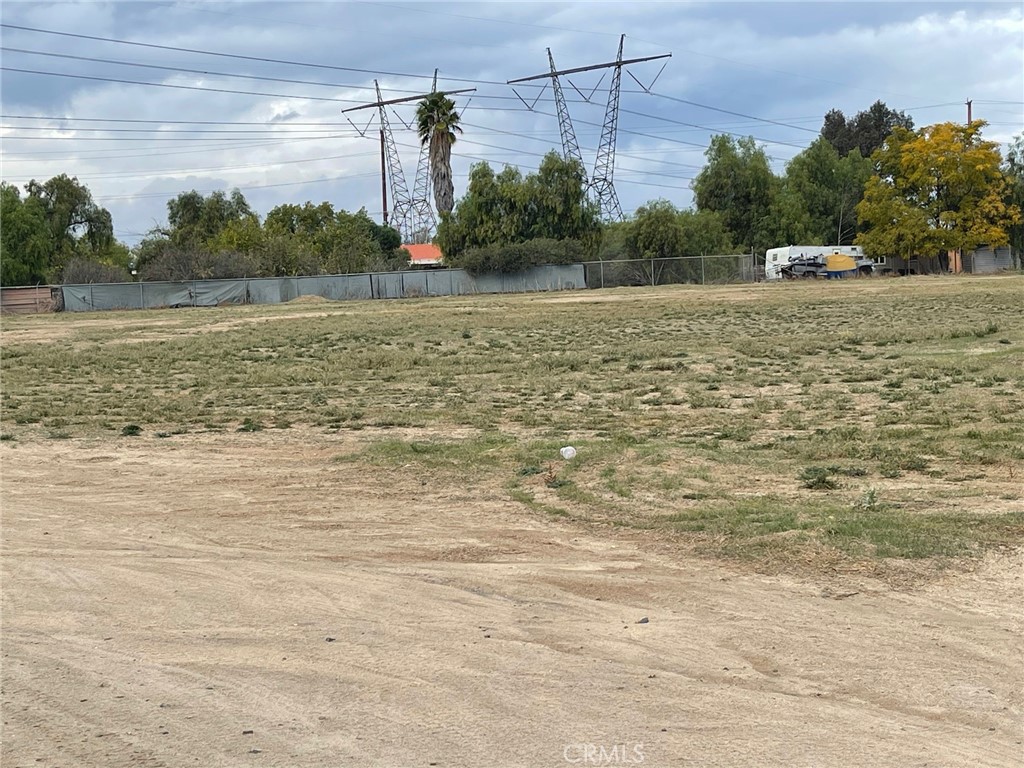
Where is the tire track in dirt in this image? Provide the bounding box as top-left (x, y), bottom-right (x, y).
top-left (3, 435), bottom-right (1021, 767)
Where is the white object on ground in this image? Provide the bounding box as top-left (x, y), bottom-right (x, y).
top-left (560, 446), bottom-right (577, 460)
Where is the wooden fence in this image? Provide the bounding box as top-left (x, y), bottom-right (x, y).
top-left (0, 286), bottom-right (58, 314)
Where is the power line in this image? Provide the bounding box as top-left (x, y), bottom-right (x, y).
top-left (1, 105), bottom-right (806, 180)
top-left (1, 98), bottom-right (809, 158)
top-left (344, 2), bottom-right (929, 105)
top-left (88, 170), bottom-right (383, 202)
top-left (1, 124), bottom-right (704, 181)
top-left (0, 136), bottom-right (340, 158)
top-left (0, 66), bottom-right (370, 104)
top-left (0, 111), bottom-right (827, 133)
top-left (618, 107), bottom-right (807, 149)
top-left (0, 133), bottom-right (357, 142)
top-left (1, 47), bottom-right (424, 94)
top-left (1, 114), bottom-right (363, 127)
top-left (9, 151), bottom-right (382, 181)
top-left (352, 0), bottom-right (664, 47)
top-left (645, 91), bottom-right (819, 134)
top-left (459, 120), bottom-right (704, 170)
top-left (0, 24), bottom-right (832, 155)
top-left (0, 48), bottom-right (671, 110)
top-left (0, 47), bottom-right (561, 105)
top-left (1, 125), bottom-right (358, 135)
top-left (0, 22), bottom-right (547, 89)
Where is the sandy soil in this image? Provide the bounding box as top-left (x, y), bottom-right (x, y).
top-left (2, 431), bottom-right (1021, 767)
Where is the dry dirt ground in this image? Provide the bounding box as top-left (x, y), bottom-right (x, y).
top-left (2, 431), bottom-right (1022, 768)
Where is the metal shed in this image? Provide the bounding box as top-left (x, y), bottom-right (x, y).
top-left (965, 245), bottom-right (1015, 274)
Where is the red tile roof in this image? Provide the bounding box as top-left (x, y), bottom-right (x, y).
top-left (403, 243), bottom-right (444, 265)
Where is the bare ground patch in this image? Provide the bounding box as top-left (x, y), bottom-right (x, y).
top-left (2, 433), bottom-right (1021, 766)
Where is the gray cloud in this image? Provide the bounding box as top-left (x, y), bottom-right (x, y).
top-left (2, 1), bottom-right (1020, 244)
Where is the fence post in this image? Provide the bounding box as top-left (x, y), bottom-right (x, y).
top-left (650, 259), bottom-right (655, 286)
top-left (701, 257), bottom-right (706, 285)
top-left (600, 260), bottom-right (605, 289)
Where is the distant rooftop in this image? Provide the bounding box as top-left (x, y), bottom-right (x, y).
top-left (403, 243), bottom-right (443, 266)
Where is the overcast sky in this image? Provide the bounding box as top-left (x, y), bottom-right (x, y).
top-left (2, 1), bottom-right (1022, 245)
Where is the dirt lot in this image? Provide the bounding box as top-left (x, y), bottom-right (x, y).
top-left (3, 430), bottom-right (1021, 767)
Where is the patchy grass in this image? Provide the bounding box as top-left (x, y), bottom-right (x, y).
top-left (3, 276), bottom-right (1023, 577)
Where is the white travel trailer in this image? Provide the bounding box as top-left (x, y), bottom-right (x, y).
top-left (764, 245), bottom-right (883, 280)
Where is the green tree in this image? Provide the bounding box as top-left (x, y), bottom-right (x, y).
top-left (597, 220), bottom-right (630, 260)
top-left (19, 174), bottom-right (116, 279)
top-left (136, 189), bottom-right (260, 279)
top-left (0, 183), bottom-right (52, 285)
top-left (437, 153), bottom-right (600, 267)
top-left (677, 209), bottom-right (733, 256)
top-left (24, 174), bottom-right (113, 257)
top-left (626, 200), bottom-right (685, 260)
top-left (822, 101), bottom-right (914, 159)
top-left (321, 209), bottom-right (390, 274)
top-left (523, 152), bottom-right (597, 247)
top-left (260, 202), bottom-right (404, 275)
top-left (766, 137), bottom-right (873, 246)
top-left (1004, 133), bottom-right (1024, 265)
top-left (436, 164), bottom-right (531, 256)
top-left (132, 234), bottom-right (176, 276)
top-left (621, 202), bottom-right (735, 284)
top-left (692, 135), bottom-right (777, 252)
top-left (758, 188), bottom-right (816, 248)
top-left (166, 188), bottom-right (257, 248)
top-left (207, 216), bottom-right (265, 255)
top-left (264, 201), bottom-right (335, 239)
top-left (416, 92), bottom-right (463, 216)
top-left (856, 121), bottom-right (1021, 260)
top-left (256, 235), bottom-right (318, 278)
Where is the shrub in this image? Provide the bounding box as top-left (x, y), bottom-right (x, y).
top-left (799, 466), bottom-right (839, 490)
top-left (455, 238), bottom-right (586, 275)
top-left (61, 258), bottom-right (132, 285)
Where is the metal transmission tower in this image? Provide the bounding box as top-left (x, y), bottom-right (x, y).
top-left (343, 82), bottom-right (474, 243)
top-left (591, 35), bottom-right (626, 221)
top-left (509, 39), bottom-right (671, 223)
top-left (408, 71), bottom-right (440, 244)
top-left (546, 49), bottom-right (586, 182)
top-left (376, 81), bottom-right (413, 241)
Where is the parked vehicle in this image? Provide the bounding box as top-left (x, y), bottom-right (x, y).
top-left (765, 245), bottom-right (884, 280)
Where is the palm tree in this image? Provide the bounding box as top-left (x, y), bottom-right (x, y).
top-left (416, 92), bottom-right (463, 217)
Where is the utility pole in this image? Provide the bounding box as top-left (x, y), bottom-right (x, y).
top-left (966, 99), bottom-right (973, 125)
top-left (344, 83), bottom-right (474, 242)
top-left (508, 38), bottom-right (670, 223)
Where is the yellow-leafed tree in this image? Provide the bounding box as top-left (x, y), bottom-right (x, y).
top-left (856, 121), bottom-right (1020, 261)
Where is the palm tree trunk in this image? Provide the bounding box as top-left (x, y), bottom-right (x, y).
top-left (431, 133), bottom-right (454, 216)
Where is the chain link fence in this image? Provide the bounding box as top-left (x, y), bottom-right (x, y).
top-left (583, 255), bottom-right (761, 289)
